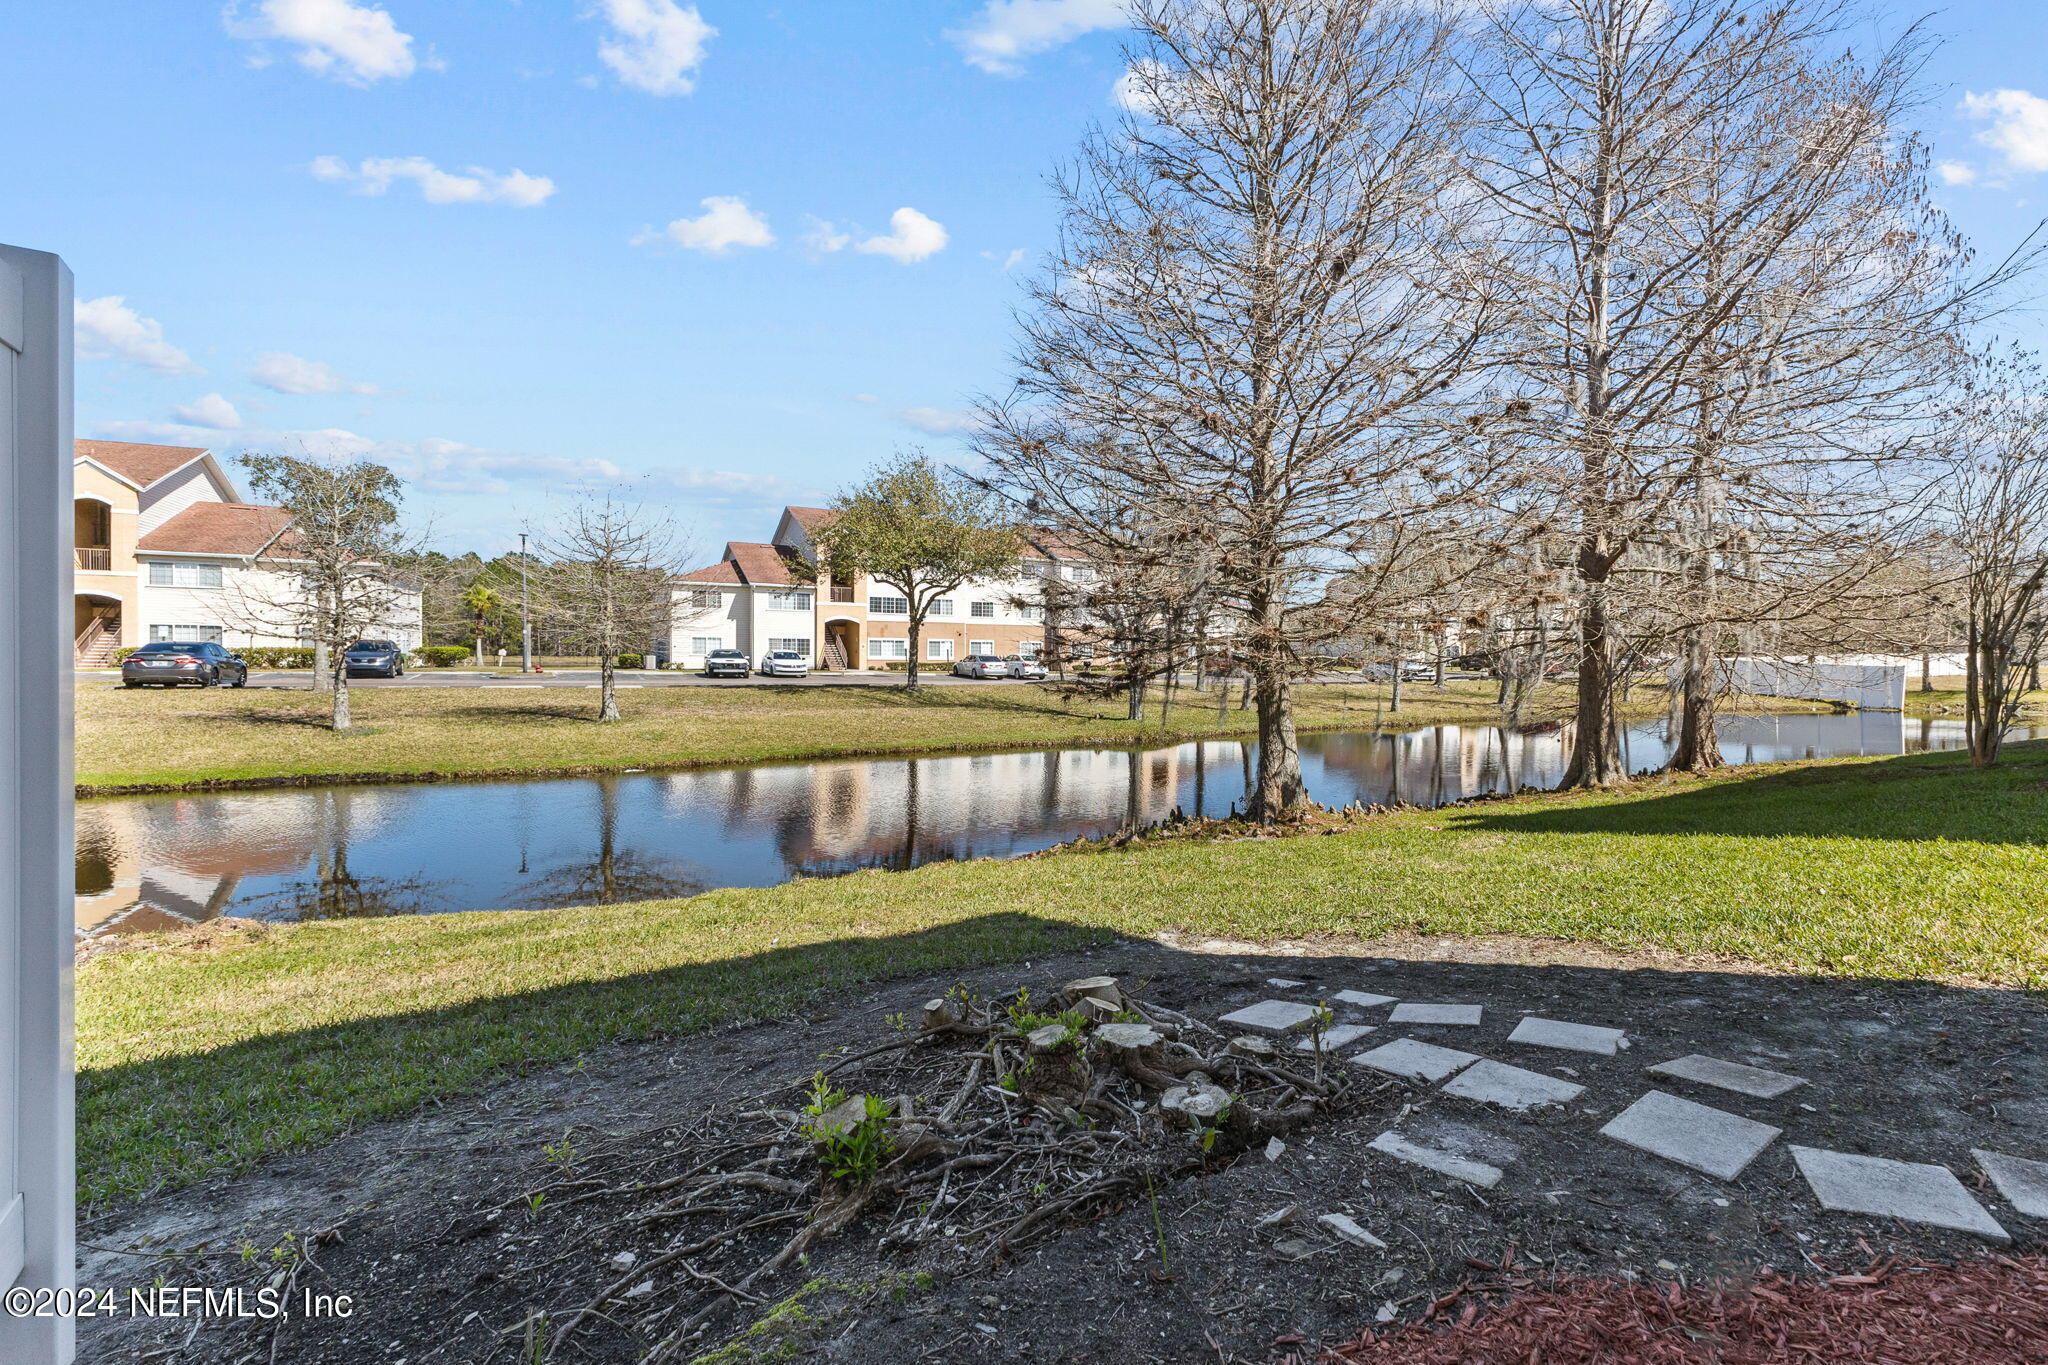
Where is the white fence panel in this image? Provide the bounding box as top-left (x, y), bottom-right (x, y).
top-left (1721, 657), bottom-right (1907, 712)
top-left (0, 242), bottom-right (76, 1365)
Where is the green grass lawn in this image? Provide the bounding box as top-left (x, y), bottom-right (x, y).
top-left (77, 743), bottom-right (2048, 1211)
top-left (76, 676), bottom-right (1686, 795)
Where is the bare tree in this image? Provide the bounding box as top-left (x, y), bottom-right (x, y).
top-left (234, 454), bottom-right (422, 732)
top-left (810, 451), bottom-right (1020, 689)
top-left (1463, 0), bottom-right (2007, 784)
top-left (981, 0), bottom-right (1498, 823)
top-left (530, 496), bottom-right (683, 721)
top-left (1936, 350), bottom-right (2048, 766)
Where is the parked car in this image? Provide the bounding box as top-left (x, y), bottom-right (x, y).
top-left (343, 639), bottom-right (407, 678)
top-left (1362, 661), bottom-right (1435, 681)
top-left (121, 640), bottom-right (248, 689)
top-left (1003, 654), bottom-right (1049, 681)
top-left (953, 653), bottom-right (1010, 679)
top-left (759, 650), bottom-right (810, 678)
top-left (703, 648), bottom-right (751, 678)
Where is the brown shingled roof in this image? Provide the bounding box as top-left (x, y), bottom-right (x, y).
top-left (137, 502), bottom-right (293, 557)
top-left (784, 506), bottom-right (838, 532)
top-left (724, 541), bottom-right (804, 586)
top-left (672, 560), bottom-right (745, 586)
top-left (75, 439), bottom-right (211, 488)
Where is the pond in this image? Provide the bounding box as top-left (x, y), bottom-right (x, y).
top-left (74, 711), bottom-right (2021, 935)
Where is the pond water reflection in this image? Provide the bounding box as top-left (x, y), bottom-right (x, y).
top-left (75, 711), bottom-right (2021, 935)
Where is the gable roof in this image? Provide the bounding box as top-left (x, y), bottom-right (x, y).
top-left (672, 560), bottom-right (745, 586)
top-left (784, 506), bottom-right (838, 533)
top-left (137, 502), bottom-right (293, 557)
top-left (724, 541), bottom-right (804, 586)
top-left (75, 439), bottom-right (212, 488)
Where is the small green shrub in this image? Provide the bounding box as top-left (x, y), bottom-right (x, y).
top-left (415, 646), bottom-right (471, 668)
top-left (615, 653), bottom-right (645, 669)
top-left (239, 647), bottom-right (314, 669)
top-left (800, 1074), bottom-right (894, 1184)
top-left (111, 647), bottom-right (139, 664)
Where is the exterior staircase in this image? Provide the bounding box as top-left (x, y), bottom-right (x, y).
top-left (821, 636), bottom-right (849, 672)
top-left (75, 610), bottom-right (121, 667)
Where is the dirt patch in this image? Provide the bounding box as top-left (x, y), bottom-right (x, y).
top-left (78, 936), bottom-right (2046, 1364)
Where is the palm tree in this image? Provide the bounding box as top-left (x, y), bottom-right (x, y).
top-left (462, 580), bottom-right (503, 665)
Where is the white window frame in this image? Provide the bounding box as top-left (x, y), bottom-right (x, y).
top-left (683, 588), bottom-right (721, 608)
top-left (970, 639), bottom-right (996, 656)
top-left (148, 624), bottom-right (224, 644)
top-left (867, 638), bottom-right (909, 660)
top-left (969, 600), bottom-right (995, 619)
top-left (1020, 604), bottom-right (1043, 622)
top-left (868, 594), bottom-right (909, 616)
top-left (767, 636), bottom-right (811, 657)
top-left (689, 636), bottom-right (722, 656)
top-left (767, 590), bottom-right (813, 611)
top-left (926, 638), bottom-right (954, 661)
top-left (146, 560), bottom-right (223, 589)
top-left (930, 598), bottom-right (954, 617)
top-left (1019, 640), bottom-right (1043, 658)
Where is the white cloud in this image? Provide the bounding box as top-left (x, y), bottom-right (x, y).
top-left (172, 394), bottom-right (244, 429)
top-left (309, 155), bottom-right (556, 206)
top-left (1961, 89), bottom-right (2048, 174)
top-left (226, 0), bottom-right (423, 85)
top-left (1112, 57), bottom-right (1174, 114)
top-left (895, 406), bottom-right (978, 435)
top-left (75, 296), bottom-right (202, 375)
top-left (948, 0), bottom-right (1128, 76)
top-left (802, 217), bottom-right (852, 254)
top-left (1936, 161), bottom-right (1978, 186)
top-left (855, 208), bottom-right (949, 264)
top-left (592, 0), bottom-right (714, 96)
top-left (634, 196), bottom-right (775, 253)
top-left (251, 351), bottom-right (379, 396)
top-left (849, 393), bottom-right (879, 404)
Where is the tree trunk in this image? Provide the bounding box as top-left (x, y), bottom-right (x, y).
top-left (1247, 665), bottom-right (1304, 823)
top-left (906, 614), bottom-right (922, 689)
top-left (330, 658), bottom-right (351, 731)
top-left (1920, 653), bottom-right (1933, 693)
top-left (475, 635), bottom-right (485, 666)
top-left (1389, 655), bottom-right (1404, 715)
top-left (1127, 674), bottom-right (1145, 721)
top-left (598, 654), bottom-right (620, 722)
top-left (1560, 577), bottom-right (1627, 787)
top-left (1668, 626), bottom-right (1723, 774)
top-left (314, 640), bottom-right (333, 692)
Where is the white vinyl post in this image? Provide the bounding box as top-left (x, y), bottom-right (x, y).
top-left (0, 243), bottom-right (77, 1364)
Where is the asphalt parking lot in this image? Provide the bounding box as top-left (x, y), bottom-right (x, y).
top-left (87, 669), bottom-right (1045, 691)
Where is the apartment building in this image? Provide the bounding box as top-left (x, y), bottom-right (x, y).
top-left (71, 439), bottom-right (421, 664)
top-left (666, 506), bottom-right (1089, 670)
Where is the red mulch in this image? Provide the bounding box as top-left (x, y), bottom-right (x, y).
top-left (1299, 1255), bottom-right (2048, 1364)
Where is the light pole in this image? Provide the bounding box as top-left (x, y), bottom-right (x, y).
top-left (519, 531), bottom-right (533, 674)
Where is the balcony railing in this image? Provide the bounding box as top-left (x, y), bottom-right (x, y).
top-left (829, 585), bottom-right (856, 603)
top-left (75, 547), bottom-right (111, 571)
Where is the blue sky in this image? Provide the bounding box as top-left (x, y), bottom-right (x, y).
top-left (3, 0), bottom-right (2042, 558)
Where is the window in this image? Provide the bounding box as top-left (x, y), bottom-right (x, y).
top-left (868, 638), bottom-right (909, 660)
top-left (683, 588), bottom-right (721, 608)
top-left (970, 601), bottom-right (995, 618)
top-left (147, 561), bottom-right (223, 589)
top-left (767, 590), bottom-right (813, 611)
top-left (1073, 642), bottom-right (1096, 659)
top-left (689, 636), bottom-right (722, 655)
top-left (1020, 604), bottom-right (1043, 622)
top-left (926, 638), bottom-right (954, 661)
top-left (1067, 565), bottom-right (1098, 583)
top-left (970, 640), bottom-right (995, 656)
top-left (930, 598), bottom-right (954, 617)
top-left (1019, 640), bottom-right (1043, 658)
top-left (868, 595), bottom-right (909, 615)
top-left (768, 636), bottom-right (811, 657)
top-left (148, 624), bottom-right (223, 644)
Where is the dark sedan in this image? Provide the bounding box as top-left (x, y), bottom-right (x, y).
top-left (121, 641), bottom-right (249, 688)
top-left (344, 640), bottom-right (407, 678)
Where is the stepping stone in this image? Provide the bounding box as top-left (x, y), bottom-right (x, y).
top-left (1792, 1147), bottom-right (2009, 1243)
top-left (1350, 1038), bottom-right (1480, 1083)
top-left (1441, 1059), bottom-right (1585, 1112)
top-left (1600, 1091), bottom-right (1780, 1180)
top-left (1218, 999), bottom-right (1320, 1033)
top-left (1267, 977), bottom-right (1307, 988)
top-left (1973, 1150), bottom-right (2048, 1219)
top-left (1294, 1023), bottom-right (1376, 1053)
top-left (1367, 1131), bottom-right (1504, 1188)
top-left (1388, 1003), bottom-right (1483, 1026)
top-left (1509, 1016), bottom-right (1627, 1056)
top-left (1648, 1054), bottom-right (1807, 1099)
top-left (1334, 990), bottom-right (1397, 1008)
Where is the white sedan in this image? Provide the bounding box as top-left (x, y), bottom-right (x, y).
top-left (952, 653), bottom-right (1010, 679)
top-left (759, 650), bottom-right (811, 678)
